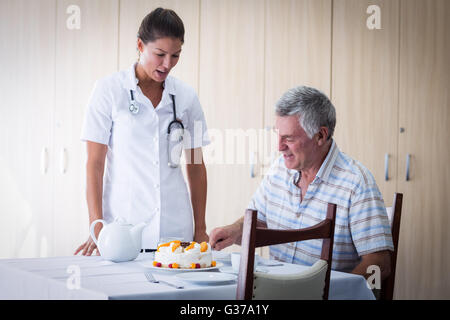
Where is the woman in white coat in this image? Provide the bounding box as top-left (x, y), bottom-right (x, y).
top-left (75, 8), bottom-right (210, 255)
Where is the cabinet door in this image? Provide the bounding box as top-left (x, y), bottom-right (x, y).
top-left (118, 0), bottom-right (200, 91)
top-left (53, 0), bottom-right (119, 256)
top-left (199, 0), bottom-right (265, 249)
top-left (265, 0), bottom-right (332, 131)
top-left (332, 0), bottom-right (400, 201)
top-left (0, 0), bottom-right (56, 258)
top-left (262, 0), bottom-right (332, 257)
top-left (396, 0), bottom-right (450, 299)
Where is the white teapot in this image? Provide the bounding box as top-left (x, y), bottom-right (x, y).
top-left (90, 218), bottom-right (146, 262)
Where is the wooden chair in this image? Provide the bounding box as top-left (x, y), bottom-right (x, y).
top-left (236, 203), bottom-right (337, 300)
top-left (380, 192), bottom-right (403, 300)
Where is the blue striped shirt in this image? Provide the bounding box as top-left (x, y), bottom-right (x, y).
top-left (248, 140), bottom-right (394, 272)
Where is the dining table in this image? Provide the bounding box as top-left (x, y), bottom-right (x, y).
top-left (0, 251), bottom-right (375, 300)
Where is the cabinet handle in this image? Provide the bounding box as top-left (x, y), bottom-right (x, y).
top-left (60, 148), bottom-right (68, 174)
top-left (406, 154), bottom-right (411, 181)
top-left (250, 151), bottom-right (256, 178)
top-left (384, 153), bottom-right (389, 181)
top-left (40, 147), bottom-right (49, 174)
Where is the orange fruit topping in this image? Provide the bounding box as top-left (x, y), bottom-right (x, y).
top-left (200, 242), bottom-right (208, 252)
top-left (185, 242), bottom-right (196, 251)
top-left (172, 242), bottom-right (181, 252)
top-left (156, 242), bottom-right (171, 252)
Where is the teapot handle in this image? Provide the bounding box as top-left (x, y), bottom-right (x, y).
top-left (90, 219), bottom-right (106, 246)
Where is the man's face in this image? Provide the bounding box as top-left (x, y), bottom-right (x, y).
top-left (275, 115), bottom-right (317, 171)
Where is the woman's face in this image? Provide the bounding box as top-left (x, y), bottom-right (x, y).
top-left (137, 37), bottom-right (182, 83)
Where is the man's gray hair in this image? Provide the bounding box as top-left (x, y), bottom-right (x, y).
top-left (275, 86), bottom-right (336, 140)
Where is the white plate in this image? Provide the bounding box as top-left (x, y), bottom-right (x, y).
top-left (138, 260), bottom-right (223, 273)
top-left (175, 271), bottom-right (237, 284)
top-left (219, 266), bottom-right (268, 274)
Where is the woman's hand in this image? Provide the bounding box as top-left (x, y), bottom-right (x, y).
top-left (77, 141), bottom-right (107, 256)
top-left (74, 223), bottom-right (102, 256)
top-left (186, 148), bottom-right (209, 244)
top-left (194, 229), bottom-right (209, 243)
top-left (74, 237), bottom-right (99, 256)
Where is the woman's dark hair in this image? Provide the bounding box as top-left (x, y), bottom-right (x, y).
top-left (137, 8), bottom-right (185, 44)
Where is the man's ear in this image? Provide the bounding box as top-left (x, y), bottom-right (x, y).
top-left (316, 127), bottom-right (329, 146)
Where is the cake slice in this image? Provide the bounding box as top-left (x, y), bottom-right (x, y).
top-left (153, 241), bottom-right (216, 269)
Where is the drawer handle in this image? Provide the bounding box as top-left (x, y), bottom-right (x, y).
top-left (406, 154), bottom-right (411, 181)
top-left (60, 148), bottom-right (68, 174)
top-left (250, 151), bottom-right (256, 178)
top-left (40, 147), bottom-right (49, 174)
top-left (384, 153), bottom-right (389, 181)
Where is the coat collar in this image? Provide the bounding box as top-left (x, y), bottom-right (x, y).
top-left (123, 62), bottom-right (177, 97)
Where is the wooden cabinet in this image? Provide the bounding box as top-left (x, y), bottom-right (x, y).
top-left (259, 0), bottom-right (332, 257)
top-left (0, 0), bottom-right (56, 258)
top-left (332, 0), bottom-right (399, 201)
top-left (395, 0), bottom-right (450, 299)
top-left (52, 0), bottom-right (119, 256)
top-left (199, 0), bottom-right (265, 251)
top-left (332, 0), bottom-right (450, 299)
top-left (0, 0), bottom-right (449, 300)
top-left (0, 0), bottom-right (118, 257)
top-left (265, 0), bottom-right (332, 128)
top-left (198, 0), bottom-right (332, 256)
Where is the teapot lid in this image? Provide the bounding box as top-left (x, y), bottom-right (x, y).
top-left (114, 217), bottom-right (131, 226)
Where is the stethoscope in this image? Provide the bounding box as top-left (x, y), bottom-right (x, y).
top-left (129, 90), bottom-right (184, 168)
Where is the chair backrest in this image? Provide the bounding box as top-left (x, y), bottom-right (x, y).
top-left (380, 192), bottom-right (403, 300)
top-left (252, 259), bottom-right (328, 300)
top-left (236, 203), bottom-right (337, 300)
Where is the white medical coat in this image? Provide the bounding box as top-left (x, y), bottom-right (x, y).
top-left (81, 63), bottom-right (210, 249)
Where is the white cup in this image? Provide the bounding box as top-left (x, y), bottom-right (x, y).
top-left (231, 252), bottom-right (259, 272)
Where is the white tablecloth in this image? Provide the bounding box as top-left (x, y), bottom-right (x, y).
top-left (0, 253), bottom-right (374, 300)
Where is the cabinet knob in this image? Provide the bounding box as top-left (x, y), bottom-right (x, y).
top-left (60, 148), bottom-right (68, 174)
top-left (40, 147), bottom-right (49, 175)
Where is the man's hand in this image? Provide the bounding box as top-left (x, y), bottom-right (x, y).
top-left (351, 250), bottom-right (392, 281)
top-left (209, 221), bottom-right (242, 251)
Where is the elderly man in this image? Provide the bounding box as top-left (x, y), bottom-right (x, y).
top-left (210, 86), bottom-right (393, 280)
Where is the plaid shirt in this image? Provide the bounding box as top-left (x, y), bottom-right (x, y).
top-left (248, 140), bottom-right (394, 272)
